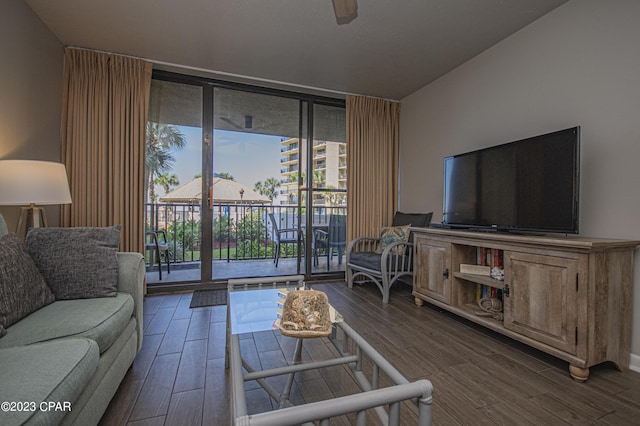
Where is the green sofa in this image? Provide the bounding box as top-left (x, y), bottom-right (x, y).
top-left (0, 218), bottom-right (145, 425)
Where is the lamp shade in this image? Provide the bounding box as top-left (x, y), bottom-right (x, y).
top-left (0, 160), bottom-right (72, 205)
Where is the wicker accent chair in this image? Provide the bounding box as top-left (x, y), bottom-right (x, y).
top-left (346, 212), bottom-right (432, 304)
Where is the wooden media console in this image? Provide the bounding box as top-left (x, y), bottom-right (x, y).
top-left (411, 227), bottom-right (638, 382)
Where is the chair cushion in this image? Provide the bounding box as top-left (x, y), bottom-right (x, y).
top-left (0, 338), bottom-right (99, 426)
top-left (350, 252), bottom-right (412, 273)
top-left (0, 292), bottom-right (134, 354)
top-left (392, 212), bottom-right (433, 228)
top-left (392, 211), bottom-right (433, 244)
top-left (26, 225), bottom-right (121, 299)
top-left (349, 252), bottom-right (383, 271)
top-left (0, 234), bottom-right (55, 335)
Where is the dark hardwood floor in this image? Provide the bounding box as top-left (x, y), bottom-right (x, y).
top-left (100, 281), bottom-right (640, 425)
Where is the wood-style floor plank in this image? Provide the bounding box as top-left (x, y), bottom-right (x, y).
top-left (131, 333), bottom-right (163, 381)
top-left (185, 309), bottom-right (210, 341)
top-left (164, 388), bottom-right (204, 426)
top-left (202, 357), bottom-right (230, 425)
top-left (157, 318), bottom-right (189, 355)
top-left (101, 281), bottom-right (640, 425)
top-left (173, 339), bottom-right (208, 393)
top-left (128, 353), bottom-right (181, 421)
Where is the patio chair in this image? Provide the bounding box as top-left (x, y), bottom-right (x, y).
top-left (268, 213), bottom-right (301, 267)
top-left (313, 214), bottom-right (346, 270)
top-left (346, 211), bottom-right (432, 304)
top-left (145, 230), bottom-right (170, 280)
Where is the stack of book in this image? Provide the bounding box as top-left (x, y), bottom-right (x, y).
top-left (475, 247), bottom-right (503, 302)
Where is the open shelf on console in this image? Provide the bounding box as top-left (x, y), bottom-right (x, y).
top-left (454, 271), bottom-right (504, 289)
top-left (458, 303), bottom-right (503, 325)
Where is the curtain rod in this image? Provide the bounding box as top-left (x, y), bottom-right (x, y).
top-left (66, 45), bottom-right (399, 103)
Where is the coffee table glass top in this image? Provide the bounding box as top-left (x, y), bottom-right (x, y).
top-left (228, 286), bottom-right (342, 335)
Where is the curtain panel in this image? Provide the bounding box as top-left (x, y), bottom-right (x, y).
top-left (346, 95), bottom-right (400, 243)
top-left (61, 48), bottom-right (152, 254)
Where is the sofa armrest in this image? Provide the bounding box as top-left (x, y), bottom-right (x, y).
top-left (116, 252), bottom-right (145, 352)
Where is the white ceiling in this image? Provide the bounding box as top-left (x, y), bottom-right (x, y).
top-left (25, 0), bottom-right (568, 100)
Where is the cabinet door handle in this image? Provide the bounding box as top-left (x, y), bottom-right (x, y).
top-left (503, 284), bottom-right (510, 297)
top-left (443, 268), bottom-right (449, 279)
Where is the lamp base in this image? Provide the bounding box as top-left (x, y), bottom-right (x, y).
top-left (16, 204), bottom-right (48, 241)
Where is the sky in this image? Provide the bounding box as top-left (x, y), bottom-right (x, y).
top-left (167, 125), bottom-right (284, 200)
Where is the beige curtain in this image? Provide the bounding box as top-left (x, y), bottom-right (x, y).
top-left (61, 48), bottom-right (152, 254)
top-left (346, 95), bottom-right (401, 242)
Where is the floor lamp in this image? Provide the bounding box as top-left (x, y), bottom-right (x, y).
top-left (0, 160), bottom-right (72, 240)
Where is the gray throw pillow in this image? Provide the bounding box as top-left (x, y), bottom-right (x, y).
top-left (0, 213), bottom-right (8, 238)
top-left (0, 233), bottom-right (55, 333)
top-left (26, 226), bottom-right (121, 300)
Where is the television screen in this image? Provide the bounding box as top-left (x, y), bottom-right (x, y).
top-left (442, 127), bottom-right (580, 234)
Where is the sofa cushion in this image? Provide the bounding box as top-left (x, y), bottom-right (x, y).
top-left (0, 213), bottom-right (8, 238)
top-left (0, 233), bottom-right (55, 334)
top-left (0, 292), bottom-right (134, 354)
top-left (26, 225), bottom-right (121, 300)
top-left (0, 338), bottom-right (99, 426)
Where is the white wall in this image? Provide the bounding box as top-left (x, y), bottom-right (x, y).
top-left (400, 0), bottom-right (640, 365)
top-left (0, 0), bottom-right (64, 228)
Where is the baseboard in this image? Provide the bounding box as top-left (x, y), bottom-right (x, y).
top-left (630, 353), bottom-right (640, 373)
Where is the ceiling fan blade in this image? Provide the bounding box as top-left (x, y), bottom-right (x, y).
top-left (332, 0), bottom-right (358, 23)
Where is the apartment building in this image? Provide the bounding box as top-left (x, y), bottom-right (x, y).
top-left (279, 137), bottom-right (347, 206)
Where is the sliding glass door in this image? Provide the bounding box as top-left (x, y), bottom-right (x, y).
top-left (146, 78), bottom-right (204, 285)
top-left (308, 103), bottom-right (347, 274)
top-left (211, 87), bottom-right (305, 279)
top-left (144, 71), bottom-right (345, 288)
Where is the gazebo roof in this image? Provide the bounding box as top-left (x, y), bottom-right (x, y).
top-left (159, 177), bottom-right (270, 204)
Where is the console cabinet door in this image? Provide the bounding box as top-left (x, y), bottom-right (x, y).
top-left (413, 238), bottom-right (451, 304)
top-left (503, 251), bottom-right (578, 354)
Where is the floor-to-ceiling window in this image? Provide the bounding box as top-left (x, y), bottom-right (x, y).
top-left (144, 71), bottom-right (345, 290)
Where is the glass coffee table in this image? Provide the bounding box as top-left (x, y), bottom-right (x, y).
top-left (225, 275), bottom-right (433, 426)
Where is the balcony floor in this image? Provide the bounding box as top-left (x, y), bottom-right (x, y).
top-left (145, 257), bottom-right (346, 286)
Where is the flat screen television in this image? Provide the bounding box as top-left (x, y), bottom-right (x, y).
top-left (442, 126), bottom-right (580, 234)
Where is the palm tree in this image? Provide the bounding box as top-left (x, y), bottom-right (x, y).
top-left (287, 171), bottom-right (324, 187)
top-left (215, 172), bottom-right (235, 181)
top-left (263, 177), bottom-right (281, 201)
top-left (254, 177), bottom-right (281, 202)
top-left (154, 173), bottom-right (180, 195)
top-left (145, 122), bottom-right (186, 203)
top-left (311, 170), bottom-right (325, 188)
top-left (324, 185), bottom-right (346, 206)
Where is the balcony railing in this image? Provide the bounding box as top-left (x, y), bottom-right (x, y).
top-left (145, 203), bottom-right (346, 265)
